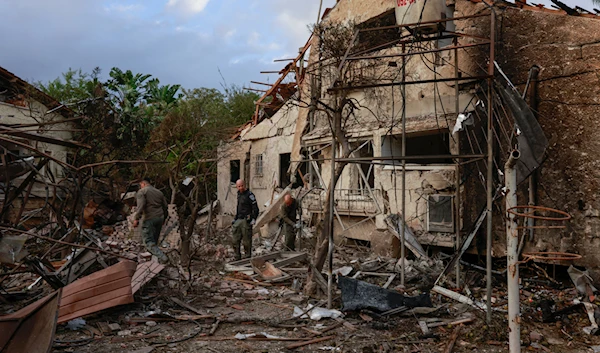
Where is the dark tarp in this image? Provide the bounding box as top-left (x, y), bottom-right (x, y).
top-left (496, 84), bottom-right (548, 185)
top-left (338, 276), bottom-right (432, 312)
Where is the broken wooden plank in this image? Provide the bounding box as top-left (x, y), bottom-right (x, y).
top-left (171, 298), bottom-right (203, 315)
top-left (271, 252), bottom-right (308, 268)
top-left (383, 274), bottom-right (396, 289)
top-left (132, 260), bottom-right (165, 294)
top-left (227, 251), bottom-right (282, 267)
top-left (360, 272), bottom-right (394, 277)
top-left (285, 335), bottom-right (336, 350)
top-left (253, 187), bottom-right (291, 234)
top-left (308, 263), bottom-right (328, 294)
top-left (427, 317), bottom-right (474, 328)
top-left (444, 325), bottom-right (461, 353)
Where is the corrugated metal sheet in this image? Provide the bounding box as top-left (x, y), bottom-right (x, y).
top-left (0, 289), bottom-right (61, 353)
top-left (58, 260), bottom-right (136, 324)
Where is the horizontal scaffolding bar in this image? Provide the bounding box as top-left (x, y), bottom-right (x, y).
top-left (328, 75), bottom-right (492, 92)
top-left (358, 13), bottom-right (490, 33)
top-left (346, 41), bottom-right (490, 61)
top-left (251, 81), bottom-right (274, 86)
top-left (293, 154), bottom-right (485, 163)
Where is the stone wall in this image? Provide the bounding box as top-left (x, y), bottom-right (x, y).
top-left (456, 1), bottom-right (600, 274)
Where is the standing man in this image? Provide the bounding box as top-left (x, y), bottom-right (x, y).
top-left (279, 194), bottom-right (299, 251)
top-left (233, 179), bottom-right (259, 260)
top-left (133, 180), bottom-right (169, 263)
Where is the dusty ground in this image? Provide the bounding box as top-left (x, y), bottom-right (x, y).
top-left (50, 242), bottom-right (600, 353)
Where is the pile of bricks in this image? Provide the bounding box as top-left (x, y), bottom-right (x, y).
top-left (109, 204), bottom-right (181, 250)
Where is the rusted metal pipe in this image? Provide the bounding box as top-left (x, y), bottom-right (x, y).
top-left (505, 149), bottom-right (521, 353)
top-left (454, 37), bottom-right (461, 288)
top-left (327, 136), bottom-right (336, 309)
top-left (400, 43), bottom-right (407, 287)
top-left (485, 8), bottom-right (496, 326)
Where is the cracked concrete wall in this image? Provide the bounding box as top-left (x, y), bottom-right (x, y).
top-left (456, 1), bottom-right (600, 274)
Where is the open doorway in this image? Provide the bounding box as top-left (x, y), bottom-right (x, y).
top-left (280, 153), bottom-right (305, 188)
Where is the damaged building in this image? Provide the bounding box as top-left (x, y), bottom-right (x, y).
top-left (0, 66), bottom-right (86, 224)
top-left (217, 0), bottom-right (600, 279)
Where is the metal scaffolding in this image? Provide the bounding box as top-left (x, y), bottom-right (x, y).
top-left (302, 10), bottom-right (499, 319)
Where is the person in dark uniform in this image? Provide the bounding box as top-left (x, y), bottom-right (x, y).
top-left (279, 194), bottom-right (299, 251)
top-left (133, 180), bottom-right (169, 263)
top-left (232, 179), bottom-right (259, 260)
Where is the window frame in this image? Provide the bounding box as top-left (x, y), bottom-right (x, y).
top-left (426, 194), bottom-right (454, 233)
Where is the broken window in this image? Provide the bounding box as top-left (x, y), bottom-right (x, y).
top-left (355, 9), bottom-right (398, 55)
top-left (230, 160), bottom-right (240, 184)
top-left (427, 194), bottom-right (454, 232)
top-left (279, 153), bottom-right (305, 189)
top-left (254, 154), bottom-right (263, 177)
top-left (349, 140), bottom-right (375, 193)
top-left (381, 131), bottom-right (452, 165)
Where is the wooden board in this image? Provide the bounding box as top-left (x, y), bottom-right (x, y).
top-left (132, 260), bottom-right (165, 294)
top-left (58, 260), bottom-right (136, 323)
top-left (253, 187), bottom-right (291, 234)
top-left (0, 289), bottom-right (61, 353)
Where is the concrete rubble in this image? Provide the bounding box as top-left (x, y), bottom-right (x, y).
top-left (2, 0), bottom-right (600, 352)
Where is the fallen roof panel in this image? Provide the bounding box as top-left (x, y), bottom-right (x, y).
top-left (58, 260), bottom-right (137, 323)
top-left (0, 289), bottom-right (61, 353)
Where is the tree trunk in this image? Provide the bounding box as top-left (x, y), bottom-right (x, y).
top-left (181, 205), bottom-right (198, 265)
top-left (305, 159), bottom-right (347, 296)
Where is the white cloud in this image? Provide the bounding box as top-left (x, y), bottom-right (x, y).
top-left (104, 3), bottom-right (143, 13)
top-left (166, 0), bottom-right (209, 15)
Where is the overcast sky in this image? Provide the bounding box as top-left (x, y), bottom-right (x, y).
top-left (0, 0), bottom-right (596, 90)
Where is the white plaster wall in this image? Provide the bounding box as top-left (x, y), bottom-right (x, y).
top-left (0, 100), bottom-right (73, 191)
top-left (248, 135), bottom-right (294, 211)
top-left (216, 140), bottom-right (251, 216)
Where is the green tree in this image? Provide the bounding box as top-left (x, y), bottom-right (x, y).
top-left (146, 86), bottom-right (258, 264)
top-left (36, 67), bottom-right (103, 106)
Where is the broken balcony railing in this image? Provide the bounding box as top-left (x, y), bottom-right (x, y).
top-left (303, 188), bottom-right (382, 216)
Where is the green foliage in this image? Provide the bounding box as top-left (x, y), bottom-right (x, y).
top-left (145, 85), bottom-right (259, 197)
top-left (36, 67), bottom-right (103, 106)
top-left (38, 67), bottom-right (257, 191)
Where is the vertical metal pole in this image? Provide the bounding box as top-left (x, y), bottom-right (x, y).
top-left (317, 0), bottom-right (323, 24)
top-left (454, 38), bottom-right (461, 288)
top-left (486, 12), bottom-right (496, 325)
top-left (400, 43), bottom-right (407, 287)
top-left (327, 134), bottom-right (336, 309)
top-left (505, 150), bottom-right (521, 353)
top-left (526, 66), bottom-right (540, 242)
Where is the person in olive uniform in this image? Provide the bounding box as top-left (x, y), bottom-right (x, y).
top-left (232, 179), bottom-right (259, 260)
top-left (279, 194), bottom-right (299, 251)
top-left (133, 180), bottom-right (169, 263)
